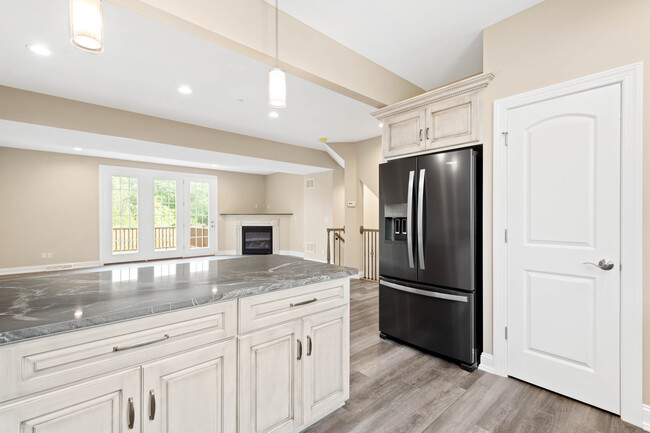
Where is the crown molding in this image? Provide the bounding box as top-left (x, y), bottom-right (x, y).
top-left (371, 72), bottom-right (494, 120)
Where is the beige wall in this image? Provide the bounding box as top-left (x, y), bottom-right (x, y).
top-left (328, 136), bottom-right (382, 269)
top-left (362, 183), bottom-right (379, 230)
top-left (0, 147), bottom-right (266, 268)
top-left (266, 173), bottom-right (304, 253)
top-left (303, 171), bottom-right (334, 262)
top-left (481, 0), bottom-right (650, 403)
top-left (0, 86), bottom-right (338, 171)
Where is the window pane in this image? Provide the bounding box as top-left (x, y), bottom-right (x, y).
top-left (154, 179), bottom-right (177, 252)
top-left (190, 181), bottom-right (209, 249)
top-left (112, 176), bottom-right (138, 254)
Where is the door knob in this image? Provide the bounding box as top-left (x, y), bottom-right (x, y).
top-left (583, 259), bottom-right (614, 271)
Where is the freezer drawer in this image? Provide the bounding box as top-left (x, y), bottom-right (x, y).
top-left (378, 279), bottom-right (477, 366)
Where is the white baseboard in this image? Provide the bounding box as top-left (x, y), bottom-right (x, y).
top-left (478, 353), bottom-right (495, 374)
top-left (0, 260), bottom-right (101, 276)
top-left (304, 257), bottom-right (327, 263)
top-left (279, 250), bottom-right (304, 257)
top-left (350, 272), bottom-right (362, 279)
top-left (217, 250), bottom-right (237, 256)
top-left (643, 404), bottom-right (650, 431)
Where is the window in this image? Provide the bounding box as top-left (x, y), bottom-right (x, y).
top-left (101, 167), bottom-right (216, 264)
top-left (190, 181), bottom-right (210, 249)
top-left (111, 176), bottom-right (138, 254)
top-left (154, 179), bottom-right (177, 251)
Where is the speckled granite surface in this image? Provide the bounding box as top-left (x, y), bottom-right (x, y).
top-left (0, 256), bottom-right (356, 345)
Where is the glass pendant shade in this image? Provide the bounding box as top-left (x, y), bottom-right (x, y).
top-left (69, 0), bottom-right (104, 53)
top-left (268, 67), bottom-right (287, 108)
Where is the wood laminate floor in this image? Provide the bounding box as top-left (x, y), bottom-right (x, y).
top-left (304, 279), bottom-right (642, 433)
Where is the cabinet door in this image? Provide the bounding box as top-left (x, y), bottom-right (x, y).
top-left (303, 306), bottom-right (349, 423)
top-left (239, 321), bottom-right (302, 433)
top-left (0, 368), bottom-right (141, 433)
top-left (382, 109), bottom-right (426, 158)
top-left (425, 93), bottom-right (479, 149)
top-left (142, 339), bottom-right (236, 433)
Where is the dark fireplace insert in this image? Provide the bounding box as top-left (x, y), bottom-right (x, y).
top-left (242, 226), bottom-right (273, 255)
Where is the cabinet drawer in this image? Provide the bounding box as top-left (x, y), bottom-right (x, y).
top-left (238, 279), bottom-right (350, 334)
top-left (0, 300), bottom-right (236, 403)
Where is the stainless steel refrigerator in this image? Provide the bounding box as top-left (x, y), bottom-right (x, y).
top-left (378, 147), bottom-right (482, 371)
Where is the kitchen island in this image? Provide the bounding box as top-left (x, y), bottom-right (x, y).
top-left (0, 255), bottom-right (356, 433)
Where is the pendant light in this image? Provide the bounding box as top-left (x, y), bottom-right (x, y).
top-left (69, 0), bottom-right (104, 53)
top-left (268, 0), bottom-right (286, 108)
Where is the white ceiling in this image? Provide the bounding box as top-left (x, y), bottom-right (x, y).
top-left (0, 120), bottom-right (330, 175)
top-left (266, 0), bottom-right (545, 90)
top-left (0, 0), bottom-right (381, 153)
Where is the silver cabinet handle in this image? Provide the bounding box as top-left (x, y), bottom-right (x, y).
top-left (307, 336), bottom-right (312, 357)
top-left (419, 129), bottom-right (423, 142)
top-left (380, 280), bottom-right (468, 303)
top-left (406, 170), bottom-right (415, 268)
top-left (425, 127), bottom-right (430, 141)
top-left (297, 339), bottom-right (302, 360)
top-left (290, 298), bottom-right (317, 307)
top-left (417, 169), bottom-right (426, 270)
top-left (583, 259), bottom-right (614, 271)
top-left (113, 334), bottom-right (169, 352)
top-left (127, 397), bottom-right (135, 429)
top-left (149, 390), bottom-right (156, 421)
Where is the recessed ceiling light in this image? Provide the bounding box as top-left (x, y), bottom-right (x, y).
top-left (235, 98), bottom-right (246, 103)
top-left (211, 164), bottom-right (219, 167)
top-left (73, 147), bottom-right (83, 151)
top-left (379, 122), bottom-right (384, 128)
top-left (26, 44), bottom-right (51, 56)
top-left (268, 111), bottom-right (279, 119)
top-left (177, 85), bottom-right (192, 95)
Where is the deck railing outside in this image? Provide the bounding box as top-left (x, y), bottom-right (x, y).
top-left (112, 226), bottom-right (209, 253)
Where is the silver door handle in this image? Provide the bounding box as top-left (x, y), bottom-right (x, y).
top-left (417, 169), bottom-right (425, 270)
top-left (406, 171), bottom-right (415, 268)
top-left (583, 259), bottom-right (614, 271)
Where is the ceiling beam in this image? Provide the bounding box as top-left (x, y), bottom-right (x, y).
top-left (107, 0), bottom-right (423, 108)
top-left (0, 86), bottom-right (339, 170)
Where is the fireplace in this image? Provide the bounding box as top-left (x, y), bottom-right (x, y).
top-left (242, 226), bottom-right (273, 255)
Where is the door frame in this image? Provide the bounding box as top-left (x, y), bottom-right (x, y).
top-left (491, 63), bottom-right (643, 426)
top-left (99, 165), bottom-right (218, 264)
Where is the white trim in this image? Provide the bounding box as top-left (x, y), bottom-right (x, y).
top-left (323, 144), bottom-right (345, 169)
top-left (478, 353), bottom-right (495, 375)
top-left (217, 250), bottom-right (237, 256)
top-left (304, 258), bottom-right (328, 264)
top-left (350, 272), bottom-right (362, 279)
top-left (0, 261), bottom-right (101, 276)
top-left (492, 62), bottom-right (643, 427)
top-left (642, 405), bottom-right (650, 431)
top-left (279, 250), bottom-right (305, 258)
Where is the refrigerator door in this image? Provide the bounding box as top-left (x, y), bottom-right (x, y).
top-left (379, 278), bottom-right (476, 365)
top-left (416, 149), bottom-right (476, 291)
top-left (379, 157), bottom-right (417, 282)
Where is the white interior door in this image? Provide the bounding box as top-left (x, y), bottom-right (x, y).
top-left (506, 83), bottom-right (621, 413)
top-left (183, 177), bottom-right (217, 257)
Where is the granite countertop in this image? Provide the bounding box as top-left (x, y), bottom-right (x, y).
top-left (0, 256), bottom-right (357, 345)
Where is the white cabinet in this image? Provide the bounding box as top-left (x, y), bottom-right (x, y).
top-left (302, 307), bottom-right (349, 423)
top-left (0, 368), bottom-right (141, 433)
top-left (238, 320), bottom-right (303, 433)
top-left (143, 340), bottom-right (237, 433)
top-left (238, 280), bottom-right (350, 433)
top-left (0, 278), bottom-right (351, 433)
top-left (382, 109), bottom-right (426, 157)
top-left (374, 73), bottom-right (493, 159)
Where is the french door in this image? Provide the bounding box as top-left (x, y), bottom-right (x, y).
top-left (100, 166), bottom-right (217, 264)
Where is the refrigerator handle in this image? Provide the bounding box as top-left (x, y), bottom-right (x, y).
top-left (406, 170), bottom-right (415, 268)
top-left (418, 168), bottom-right (426, 270)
